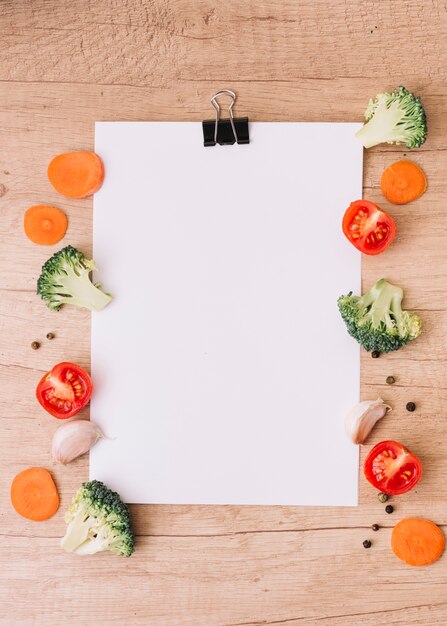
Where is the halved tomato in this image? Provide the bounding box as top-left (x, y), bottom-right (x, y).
top-left (36, 362), bottom-right (93, 419)
top-left (364, 440), bottom-right (422, 495)
top-left (342, 200), bottom-right (396, 255)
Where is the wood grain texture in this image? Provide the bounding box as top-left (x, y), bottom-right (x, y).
top-left (1, 1), bottom-right (447, 624)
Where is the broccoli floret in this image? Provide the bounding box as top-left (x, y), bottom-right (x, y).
top-left (37, 245), bottom-right (112, 312)
top-left (355, 86), bottom-right (427, 149)
top-left (338, 278), bottom-right (421, 353)
top-left (61, 480), bottom-right (134, 557)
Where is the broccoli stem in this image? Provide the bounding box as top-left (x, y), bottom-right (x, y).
top-left (361, 279), bottom-right (403, 330)
top-left (74, 530), bottom-right (107, 555)
top-left (355, 118), bottom-right (388, 149)
top-left (390, 287), bottom-right (406, 336)
top-left (61, 270), bottom-right (112, 312)
top-left (60, 510), bottom-right (97, 552)
top-left (358, 277), bottom-right (389, 312)
top-left (355, 100), bottom-right (407, 149)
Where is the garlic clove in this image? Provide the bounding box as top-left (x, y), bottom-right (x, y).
top-left (345, 398), bottom-right (391, 445)
top-left (52, 420), bottom-right (104, 464)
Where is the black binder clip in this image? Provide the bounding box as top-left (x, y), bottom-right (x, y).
top-left (202, 90), bottom-right (249, 147)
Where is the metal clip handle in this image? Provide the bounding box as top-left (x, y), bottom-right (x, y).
top-left (210, 90), bottom-right (238, 145)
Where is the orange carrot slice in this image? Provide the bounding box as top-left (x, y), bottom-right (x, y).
top-left (48, 151), bottom-right (104, 198)
top-left (381, 160), bottom-right (427, 205)
top-left (24, 205), bottom-right (68, 245)
top-left (10, 467), bottom-right (60, 521)
top-left (391, 518), bottom-right (445, 566)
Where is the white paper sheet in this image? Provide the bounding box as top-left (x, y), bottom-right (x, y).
top-left (91, 122), bottom-right (362, 505)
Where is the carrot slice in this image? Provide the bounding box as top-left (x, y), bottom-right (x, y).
top-left (381, 160), bottom-right (427, 205)
top-left (391, 518), bottom-right (445, 566)
top-left (24, 205), bottom-right (68, 245)
top-left (10, 467), bottom-right (60, 521)
top-left (48, 151), bottom-right (104, 198)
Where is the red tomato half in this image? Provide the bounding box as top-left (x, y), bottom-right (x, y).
top-left (342, 200), bottom-right (397, 255)
top-left (36, 362), bottom-right (93, 419)
top-left (364, 440), bottom-right (422, 495)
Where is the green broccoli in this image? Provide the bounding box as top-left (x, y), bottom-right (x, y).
top-left (355, 86), bottom-right (427, 149)
top-left (338, 278), bottom-right (421, 353)
top-left (61, 480), bottom-right (134, 557)
top-left (37, 245), bottom-right (112, 312)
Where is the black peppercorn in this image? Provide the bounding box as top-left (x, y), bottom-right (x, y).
top-left (372, 524), bottom-right (379, 531)
top-left (378, 492), bottom-right (388, 503)
top-left (406, 402), bottom-right (416, 412)
top-left (386, 376), bottom-right (395, 385)
top-left (46, 332), bottom-right (55, 340)
top-left (31, 341), bottom-right (40, 350)
top-left (371, 350), bottom-right (380, 358)
top-left (363, 539), bottom-right (372, 548)
top-left (385, 504), bottom-right (394, 514)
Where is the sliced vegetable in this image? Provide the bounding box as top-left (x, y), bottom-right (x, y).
top-left (36, 362), bottom-right (93, 419)
top-left (364, 440), bottom-right (422, 495)
top-left (61, 480), bottom-right (134, 557)
top-left (392, 518), bottom-right (445, 566)
top-left (338, 278), bottom-right (422, 353)
top-left (37, 245), bottom-right (112, 312)
top-left (342, 200), bottom-right (396, 255)
top-left (11, 467), bottom-right (59, 521)
top-left (355, 86), bottom-right (427, 149)
top-left (381, 160), bottom-right (427, 205)
top-left (24, 205), bottom-right (68, 246)
top-left (48, 151), bottom-right (104, 198)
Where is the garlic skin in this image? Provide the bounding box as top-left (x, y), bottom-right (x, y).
top-left (52, 420), bottom-right (104, 464)
top-left (345, 399), bottom-right (391, 445)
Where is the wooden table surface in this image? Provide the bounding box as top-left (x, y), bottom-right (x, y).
top-left (1, 1), bottom-right (447, 624)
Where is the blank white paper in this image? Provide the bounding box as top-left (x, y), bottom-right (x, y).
top-left (91, 121), bottom-right (362, 505)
